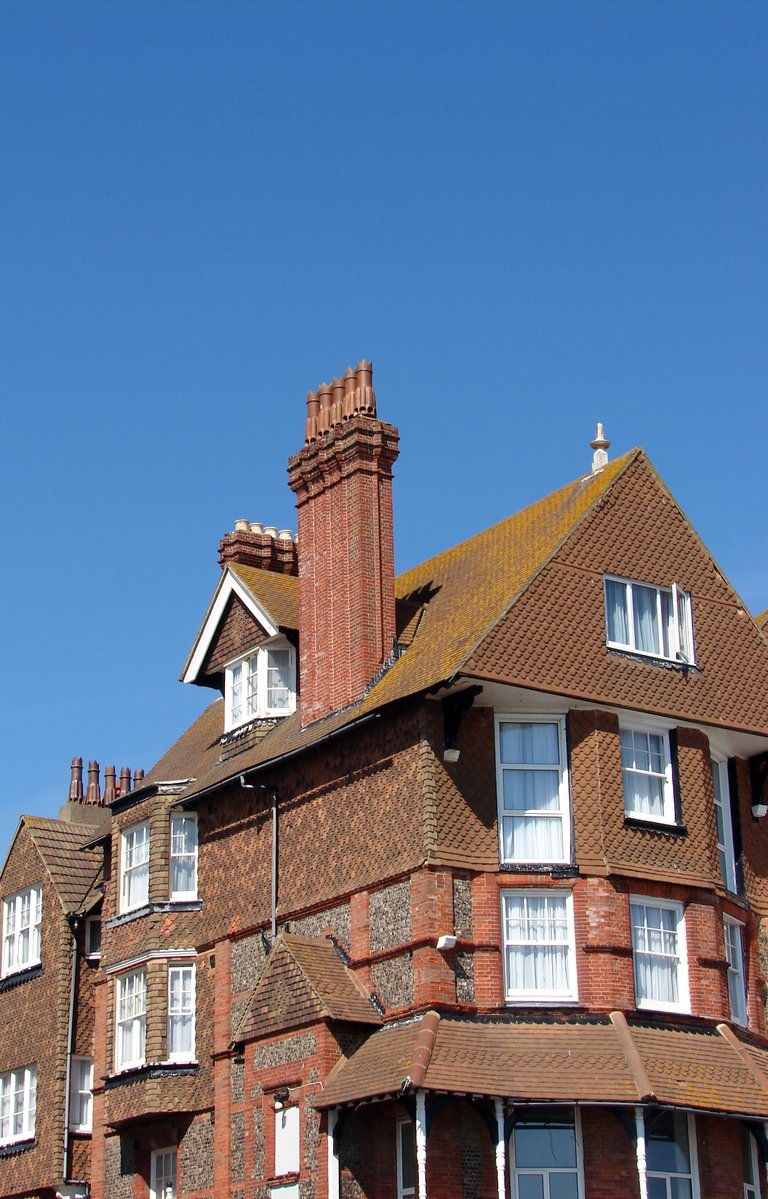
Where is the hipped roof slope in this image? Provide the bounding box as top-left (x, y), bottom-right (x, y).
top-left (165, 451), bottom-right (641, 799)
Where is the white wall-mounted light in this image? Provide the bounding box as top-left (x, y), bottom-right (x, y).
top-left (436, 934), bottom-right (457, 950)
top-left (752, 803), bottom-right (768, 819)
top-left (443, 748), bottom-right (460, 764)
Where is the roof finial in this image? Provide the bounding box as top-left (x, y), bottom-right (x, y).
top-left (590, 422), bottom-right (610, 473)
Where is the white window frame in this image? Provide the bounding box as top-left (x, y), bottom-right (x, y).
top-left (169, 814), bottom-right (198, 901)
top-left (120, 822), bottom-right (150, 913)
top-left (224, 640), bottom-right (296, 731)
top-left (725, 916), bottom-right (748, 1026)
top-left (2, 885), bottom-right (42, 977)
top-left (116, 968), bottom-right (147, 1071)
top-left (495, 716), bottom-right (571, 865)
top-left (274, 1102), bottom-right (300, 1176)
top-left (150, 1145), bottom-right (177, 1199)
top-left (620, 722), bottom-right (676, 825)
top-left (743, 1126), bottom-right (762, 1199)
top-left (396, 1115), bottom-right (416, 1199)
top-left (645, 1110), bottom-right (701, 1199)
top-left (509, 1105), bottom-right (585, 1199)
top-left (712, 757), bottom-right (738, 892)
top-left (605, 575), bottom-right (695, 664)
top-left (85, 915), bottom-right (102, 959)
top-left (167, 964), bottom-right (196, 1062)
top-left (0, 1066), bottom-right (37, 1145)
top-left (501, 890), bottom-right (578, 1004)
top-left (630, 896), bottom-right (689, 1014)
top-left (68, 1056), bottom-right (93, 1132)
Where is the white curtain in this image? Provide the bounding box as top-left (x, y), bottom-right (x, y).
top-left (500, 723), bottom-right (563, 861)
top-left (632, 904), bottom-right (678, 1004)
top-left (606, 578), bottom-right (629, 645)
top-left (505, 895), bottom-right (570, 993)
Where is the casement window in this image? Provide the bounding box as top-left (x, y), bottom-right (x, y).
top-left (224, 642), bottom-right (296, 730)
top-left (605, 576), bottom-right (694, 664)
top-left (116, 969), bottom-right (146, 1070)
top-left (743, 1127), bottom-right (762, 1199)
top-left (645, 1111), bottom-right (700, 1199)
top-left (725, 916), bottom-right (747, 1026)
top-left (509, 1106), bottom-right (584, 1199)
top-left (168, 965), bottom-right (195, 1061)
top-left (170, 814), bottom-right (198, 900)
top-left (630, 898), bottom-right (689, 1014)
top-left (274, 1103), bottom-right (300, 1175)
top-left (120, 822), bottom-right (150, 912)
top-left (712, 758), bottom-right (738, 892)
top-left (2, 885), bottom-right (42, 976)
top-left (85, 915), bottom-right (102, 959)
top-left (396, 1116), bottom-right (416, 1199)
top-left (621, 726), bottom-right (676, 825)
top-left (150, 1146), bottom-right (177, 1199)
top-left (496, 718), bottom-right (570, 864)
top-left (68, 1056), bottom-right (93, 1132)
top-left (0, 1066), bottom-right (36, 1145)
top-left (502, 890), bottom-right (577, 1003)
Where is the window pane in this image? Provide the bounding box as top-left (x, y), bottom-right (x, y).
top-left (550, 1175), bottom-right (579, 1199)
top-left (500, 723), bottom-right (559, 765)
top-left (517, 1177), bottom-right (545, 1199)
top-left (399, 1120), bottom-right (415, 1191)
top-left (647, 1180), bottom-right (667, 1199)
top-left (268, 648), bottom-right (292, 709)
top-left (647, 1112), bottom-right (690, 1174)
top-left (514, 1111), bottom-right (577, 1168)
top-left (606, 578), bottom-right (629, 645)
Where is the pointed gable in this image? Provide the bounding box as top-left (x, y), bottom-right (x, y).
top-left (23, 817), bottom-right (104, 914)
top-left (465, 452), bottom-right (768, 733)
top-left (235, 934), bottom-right (381, 1043)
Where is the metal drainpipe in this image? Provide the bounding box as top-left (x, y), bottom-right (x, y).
top-left (62, 916), bottom-right (80, 1185)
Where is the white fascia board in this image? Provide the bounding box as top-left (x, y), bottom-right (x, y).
top-left (182, 568), bottom-right (279, 685)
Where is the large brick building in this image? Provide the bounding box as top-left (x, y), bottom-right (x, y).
top-left (2, 362), bottom-right (768, 1199)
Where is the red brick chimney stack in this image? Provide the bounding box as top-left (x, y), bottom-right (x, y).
top-left (288, 360), bottom-right (399, 725)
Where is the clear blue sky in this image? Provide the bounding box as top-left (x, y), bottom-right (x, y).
top-left (1, 2), bottom-right (765, 853)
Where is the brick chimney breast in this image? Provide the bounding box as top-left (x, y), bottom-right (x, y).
top-left (288, 361), bottom-right (399, 725)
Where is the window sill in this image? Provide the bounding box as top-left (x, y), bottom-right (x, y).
top-left (635, 1002), bottom-right (690, 1017)
top-left (624, 816), bottom-right (687, 837)
top-left (105, 899), bottom-right (202, 929)
top-left (0, 964), bottom-right (42, 991)
top-left (505, 997), bottom-right (580, 1007)
top-left (104, 1061), bottom-right (199, 1088)
top-left (606, 644), bottom-right (698, 672)
top-left (499, 863), bottom-right (578, 877)
top-left (0, 1137), bottom-right (35, 1157)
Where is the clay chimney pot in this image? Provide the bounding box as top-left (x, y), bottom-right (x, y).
top-left (69, 757), bottom-right (83, 802)
top-left (86, 760), bottom-right (101, 804)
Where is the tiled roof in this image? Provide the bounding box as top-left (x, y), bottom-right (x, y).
top-left (142, 699), bottom-right (224, 787)
top-left (172, 453), bottom-right (637, 799)
top-left (23, 816), bottom-right (105, 914)
top-left (757, 608), bottom-right (768, 633)
top-left (235, 933), bottom-right (382, 1043)
top-left (316, 1012), bottom-right (768, 1117)
top-left (228, 562), bottom-right (299, 630)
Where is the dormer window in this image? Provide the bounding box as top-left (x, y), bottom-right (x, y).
top-left (605, 576), bottom-right (694, 664)
top-left (224, 641), bottom-right (296, 730)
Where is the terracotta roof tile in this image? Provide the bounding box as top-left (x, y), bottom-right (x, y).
top-left (143, 700), bottom-right (224, 786)
top-left (316, 1013), bottom-right (768, 1117)
top-left (23, 816), bottom-right (104, 914)
top-left (176, 455), bottom-right (636, 799)
top-left (228, 563), bottom-right (299, 630)
top-left (235, 933), bottom-right (381, 1043)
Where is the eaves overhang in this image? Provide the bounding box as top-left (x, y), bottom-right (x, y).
top-left (181, 566), bottom-right (281, 686)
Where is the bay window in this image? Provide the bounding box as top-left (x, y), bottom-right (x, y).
top-left (168, 964), bottom-right (195, 1061)
top-left (496, 718), bottom-right (570, 864)
top-left (225, 641), bottom-right (296, 731)
top-left (621, 726), bottom-right (676, 825)
top-left (712, 758), bottom-right (738, 892)
top-left (120, 822), bottom-right (150, 912)
top-left (645, 1111), bottom-right (700, 1199)
top-left (502, 890), bottom-right (577, 1002)
top-left (631, 898), bottom-right (689, 1013)
top-left (116, 969), bottom-right (146, 1070)
top-left (724, 916), bottom-right (747, 1026)
top-left (509, 1106), bottom-right (583, 1198)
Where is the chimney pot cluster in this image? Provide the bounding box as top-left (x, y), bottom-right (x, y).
top-left (218, 521), bottom-right (298, 575)
top-left (304, 360), bottom-right (376, 444)
top-left (68, 757), bottom-right (143, 806)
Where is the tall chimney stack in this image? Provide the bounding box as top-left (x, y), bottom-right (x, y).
top-left (288, 360), bottom-right (399, 724)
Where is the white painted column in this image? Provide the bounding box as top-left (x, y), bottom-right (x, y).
top-left (327, 1108), bottom-right (340, 1199)
top-left (634, 1107), bottom-right (648, 1199)
top-left (494, 1098), bottom-right (506, 1199)
top-left (416, 1089), bottom-right (428, 1199)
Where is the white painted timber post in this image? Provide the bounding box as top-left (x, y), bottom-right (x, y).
top-left (416, 1089), bottom-right (428, 1199)
top-left (494, 1098), bottom-right (506, 1199)
top-left (634, 1107), bottom-right (648, 1199)
top-left (327, 1108), bottom-right (340, 1199)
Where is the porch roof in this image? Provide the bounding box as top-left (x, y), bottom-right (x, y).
top-left (315, 1011), bottom-right (768, 1119)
